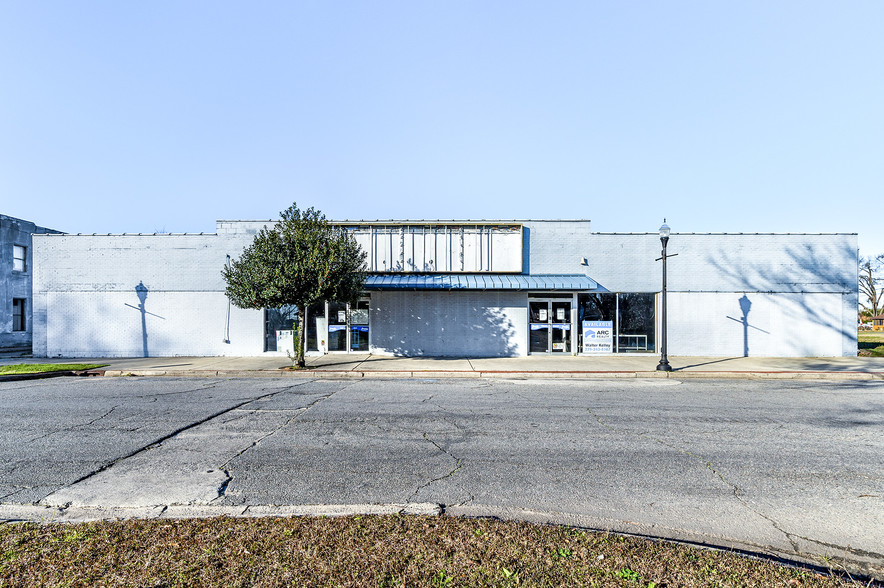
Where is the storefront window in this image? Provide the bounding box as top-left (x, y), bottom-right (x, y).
top-left (579, 293), bottom-right (616, 323)
top-left (617, 293), bottom-right (655, 352)
top-left (264, 305), bottom-right (299, 352)
top-left (578, 293), bottom-right (655, 353)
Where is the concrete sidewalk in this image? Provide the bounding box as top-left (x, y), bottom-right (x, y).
top-left (4, 353), bottom-right (884, 379)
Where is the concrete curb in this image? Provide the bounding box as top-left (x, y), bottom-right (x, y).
top-left (94, 369), bottom-right (884, 381)
top-left (0, 502), bottom-right (442, 523)
top-left (0, 370), bottom-right (81, 383)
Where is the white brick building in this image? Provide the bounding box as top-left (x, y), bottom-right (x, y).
top-left (32, 220), bottom-right (858, 358)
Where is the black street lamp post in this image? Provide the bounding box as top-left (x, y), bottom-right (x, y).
top-left (656, 221), bottom-right (675, 372)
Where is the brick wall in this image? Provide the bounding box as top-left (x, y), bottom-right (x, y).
top-left (587, 233), bottom-right (857, 294)
top-left (370, 291), bottom-right (528, 356)
top-left (585, 232), bottom-right (858, 357)
top-left (668, 291), bottom-right (851, 357)
top-left (521, 221), bottom-right (593, 275)
top-left (31, 222), bottom-right (858, 358)
top-left (33, 232), bottom-right (261, 357)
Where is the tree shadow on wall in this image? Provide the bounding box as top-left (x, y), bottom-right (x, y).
top-left (375, 304), bottom-right (521, 358)
top-left (706, 242), bottom-right (856, 354)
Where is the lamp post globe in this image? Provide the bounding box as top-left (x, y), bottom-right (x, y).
top-left (659, 222), bottom-right (670, 244)
top-left (656, 221), bottom-right (672, 372)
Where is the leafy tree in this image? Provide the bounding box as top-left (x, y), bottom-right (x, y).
top-left (859, 253), bottom-right (884, 320)
top-left (222, 204), bottom-right (367, 367)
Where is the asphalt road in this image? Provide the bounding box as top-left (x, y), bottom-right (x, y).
top-left (1, 376), bottom-right (882, 578)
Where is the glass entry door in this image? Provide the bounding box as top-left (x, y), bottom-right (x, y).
top-left (349, 299), bottom-right (370, 351)
top-left (529, 299), bottom-right (572, 353)
top-left (327, 302), bottom-right (348, 351)
top-left (327, 298), bottom-right (370, 353)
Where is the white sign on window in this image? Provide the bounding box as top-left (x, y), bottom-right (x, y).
top-left (350, 309), bottom-right (369, 325)
top-left (556, 307), bottom-right (565, 321)
top-left (337, 310), bottom-right (347, 323)
top-left (538, 308), bottom-right (547, 321)
top-left (582, 321), bottom-right (613, 354)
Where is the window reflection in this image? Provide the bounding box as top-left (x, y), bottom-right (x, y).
top-left (264, 305), bottom-right (299, 352)
top-left (578, 293), bottom-right (655, 353)
top-left (618, 293), bottom-right (655, 352)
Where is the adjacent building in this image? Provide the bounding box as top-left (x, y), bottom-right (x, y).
top-left (31, 219), bottom-right (858, 358)
top-left (1, 215), bottom-right (62, 352)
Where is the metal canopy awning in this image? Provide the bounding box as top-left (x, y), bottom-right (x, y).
top-left (364, 274), bottom-right (597, 291)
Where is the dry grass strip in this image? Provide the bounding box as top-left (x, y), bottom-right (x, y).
top-left (0, 515), bottom-right (869, 587)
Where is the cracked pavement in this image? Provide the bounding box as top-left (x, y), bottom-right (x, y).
top-left (0, 376), bottom-right (882, 579)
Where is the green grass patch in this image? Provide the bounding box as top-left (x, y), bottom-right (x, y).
top-left (0, 363), bottom-right (107, 375)
top-left (857, 331), bottom-right (884, 357)
top-left (858, 345), bottom-right (884, 357)
top-left (0, 516), bottom-right (866, 587)
top-left (858, 330), bottom-right (884, 344)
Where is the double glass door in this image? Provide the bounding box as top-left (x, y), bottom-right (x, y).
top-left (529, 299), bottom-right (572, 353)
top-left (327, 299), bottom-right (370, 352)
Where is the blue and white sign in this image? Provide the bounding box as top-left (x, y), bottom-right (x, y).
top-left (582, 320), bottom-right (613, 354)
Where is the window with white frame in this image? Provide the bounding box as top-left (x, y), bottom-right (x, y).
top-left (13, 245), bottom-right (26, 272)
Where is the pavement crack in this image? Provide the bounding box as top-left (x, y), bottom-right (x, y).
top-left (210, 381), bottom-right (354, 501)
top-left (45, 381), bottom-right (316, 497)
top-left (26, 405), bottom-right (121, 443)
top-left (408, 432), bottom-right (463, 503)
top-left (788, 534), bottom-right (884, 561)
top-left (454, 493), bottom-right (475, 507)
top-left (215, 408), bottom-right (308, 473)
top-left (512, 390), bottom-right (541, 403)
top-left (130, 381), bottom-right (222, 399)
top-left (215, 471), bottom-right (232, 501)
top-left (587, 406), bottom-right (803, 555)
top-left (83, 406), bottom-right (117, 427)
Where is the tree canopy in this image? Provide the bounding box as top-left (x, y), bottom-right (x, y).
top-left (222, 204), bottom-right (367, 366)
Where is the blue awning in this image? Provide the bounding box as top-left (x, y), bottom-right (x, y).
top-left (364, 274), bottom-right (597, 291)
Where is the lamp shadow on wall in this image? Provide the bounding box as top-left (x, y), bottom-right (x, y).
top-left (707, 242), bottom-right (856, 355)
top-left (123, 281), bottom-right (165, 358)
top-left (726, 294), bottom-right (770, 357)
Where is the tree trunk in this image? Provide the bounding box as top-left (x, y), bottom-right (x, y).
top-left (860, 262), bottom-right (880, 317)
top-left (296, 305), bottom-right (306, 368)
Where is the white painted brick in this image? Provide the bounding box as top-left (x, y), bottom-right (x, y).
top-left (667, 292), bottom-right (849, 357)
top-left (522, 221), bottom-right (594, 275)
top-left (370, 291), bottom-right (527, 356)
top-left (30, 222), bottom-right (858, 358)
top-left (43, 291), bottom-right (263, 358)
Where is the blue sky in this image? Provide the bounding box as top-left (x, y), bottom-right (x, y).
top-left (2, 2), bottom-right (882, 255)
